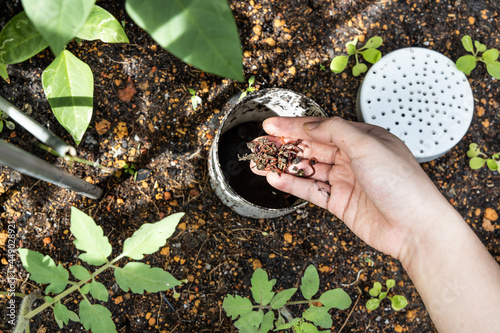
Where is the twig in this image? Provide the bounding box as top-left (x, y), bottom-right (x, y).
top-left (338, 287), bottom-right (362, 333)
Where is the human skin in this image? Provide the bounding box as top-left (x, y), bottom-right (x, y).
top-left (252, 116), bottom-right (500, 332)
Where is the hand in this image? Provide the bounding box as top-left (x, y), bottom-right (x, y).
top-left (254, 116), bottom-right (453, 260)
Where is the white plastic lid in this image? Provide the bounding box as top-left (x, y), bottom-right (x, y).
top-left (357, 47), bottom-right (474, 163)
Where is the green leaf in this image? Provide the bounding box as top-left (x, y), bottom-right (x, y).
top-left (69, 265), bottom-right (91, 281)
top-left (54, 302), bottom-right (79, 328)
top-left (76, 5), bottom-right (129, 43)
top-left (461, 35), bottom-right (474, 53)
top-left (467, 143), bottom-right (482, 158)
top-left (79, 300), bottom-right (117, 333)
top-left (366, 298), bottom-right (380, 310)
top-left (303, 306), bottom-right (332, 328)
top-left (352, 63), bottom-right (368, 76)
top-left (0, 64), bottom-right (5, 81)
top-left (298, 321), bottom-right (320, 333)
top-left (486, 61), bottom-right (500, 79)
top-left (122, 212), bottom-right (184, 260)
top-left (251, 268), bottom-right (276, 306)
top-left (248, 75), bottom-right (255, 86)
top-left (0, 11), bottom-right (49, 65)
top-left (270, 288), bottom-right (297, 309)
top-left (239, 91), bottom-right (248, 100)
top-left (0, 121), bottom-right (3, 134)
top-left (275, 318), bottom-right (301, 330)
top-left (386, 279), bottom-right (396, 289)
top-left (330, 55), bottom-right (349, 73)
top-left (390, 295), bottom-right (408, 311)
top-left (42, 50), bottom-right (94, 145)
top-left (125, 0), bottom-right (243, 81)
top-left (114, 262), bottom-right (181, 293)
top-left (5, 120), bottom-right (15, 130)
top-left (21, 0), bottom-right (95, 56)
top-left (469, 157), bottom-right (486, 169)
top-left (301, 265), bottom-right (319, 300)
top-left (474, 40), bottom-right (487, 53)
top-left (70, 207), bottom-right (112, 265)
top-left (275, 312), bottom-right (286, 328)
top-left (360, 48), bottom-right (382, 64)
top-left (379, 291), bottom-right (388, 300)
top-left (482, 49), bottom-right (499, 63)
top-left (235, 310), bottom-right (264, 331)
top-left (81, 283), bottom-right (91, 294)
top-left (369, 282), bottom-right (382, 297)
top-left (486, 159), bottom-right (499, 171)
top-left (223, 295), bottom-right (254, 320)
top-left (318, 288), bottom-right (352, 310)
top-left (346, 38), bottom-right (358, 49)
top-left (89, 280), bottom-right (109, 301)
top-left (456, 55), bottom-right (477, 75)
top-left (18, 248), bottom-right (69, 294)
top-left (362, 36), bottom-right (383, 49)
top-left (258, 310), bottom-right (275, 333)
top-left (347, 44), bottom-right (356, 56)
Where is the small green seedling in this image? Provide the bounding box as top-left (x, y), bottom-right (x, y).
top-left (330, 36), bottom-right (383, 76)
top-left (223, 265), bottom-right (352, 333)
top-left (0, 110), bottom-right (15, 133)
top-left (467, 143), bottom-right (499, 171)
top-left (9, 207), bottom-right (184, 333)
top-left (319, 64), bottom-right (326, 71)
top-left (189, 88), bottom-right (202, 110)
top-left (123, 162), bottom-right (138, 180)
top-left (456, 35), bottom-right (500, 79)
top-left (365, 279), bottom-right (408, 312)
top-left (239, 75), bottom-right (256, 100)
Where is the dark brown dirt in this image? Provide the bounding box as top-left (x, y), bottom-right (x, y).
top-left (1, 0), bottom-right (499, 332)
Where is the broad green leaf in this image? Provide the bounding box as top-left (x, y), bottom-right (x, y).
top-left (461, 35), bottom-right (474, 53)
top-left (486, 61), bottom-right (500, 79)
top-left (76, 5), bottom-right (129, 43)
top-left (42, 50), bottom-right (94, 145)
top-left (474, 40), bottom-right (487, 53)
top-left (81, 283), bottom-right (91, 294)
top-left (366, 298), bottom-right (380, 310)
top-left (79, 300), bottom-right (117, 333)
top-left (361, 48), bottom-right (382, 64)
top-left (251, 268), bottom-right (276, 306)
top-left (275, 317), bottom-right (301, 330)
top-left (456, 55), bottom-right (477, 75)
top-left (318, 288), bottom-right (352, 310)
top-left (330, 55), bottom-right (349, 73)
top-left (235, 310), bottom-right (264, 331)
top-left (469, 157), bottom-right (486, 169)
top-left (369, 282), bottom-right (382, 297)
top-left (18, 248), bottom-right (69, 294)
top-left (125, 0), bottom-right (243, 81)
top-left (270, 288), bottom-right (297, 309)
top-left (258, 310), bottom-right (275, 333)
top-left (390, 295), bottom-right (408, 311)
top-left (486, 159), bottom-right (499, 171)
top-left (379, 291), bottom-right (388, 300)
top-left (300, 265), bottom-right (319, 300)
top-left (89, 280), bottom-right (109, 301)
top-left (0, 11), bottom-right (49, 65)
top-left (275, 312), bottom-right (286, 328)
top-left (303, 306), bottom-right (332, 328)
top-left (0, 121), bottom-right (3, 134)
top-left (386, 279), bottom-right (396, 289)
top-left (114, 262), bottom-right (181, 293)
top-left (69, 265), bottom-right (91, 281)
top-left (298, 321), bottom-right (320, 333)
top-left (482, 49), bottom-right (499, 63)
top-left (70, 207), bottom-right (112, 265)
top-left (362, 36), bottom-right (383, 49)
top-left (352, 63), bottom-right (368, 76)
top-left (54, 302), bottom-right (80, 328)
top-left (0, 64), bottom-right (8, 82)
top-left (467, 143), bottom-right (482, 158)
top-left (21, 0), bottom-right (96, 56)
top-left (239, 91), bottom-right (248, 100)
top-left (122, 212), bottom-right (184, 259)
top-left (223, 295), bottom-right (254, 320)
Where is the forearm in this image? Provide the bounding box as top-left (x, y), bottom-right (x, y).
top-left (401, 206), bottom-right (500, 332)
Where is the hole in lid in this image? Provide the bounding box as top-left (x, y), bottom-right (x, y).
top-left (457, 120), bottom-right (461, 124)
top-left (447, 63), bottom-right (451, 67)
top-left (401, 113), bottom-right (406, 117)
top-left (393, 89), bottom-right (398, 93)
top-left (447, 85), bottom-right (451, 89)
top-left (435, 79), bottom-right (439, 83)
top-left (387, 127), bottom-right (391, 131)
top-left (383, 74), bottom-right (387, 78)
top-left (382, 112), bottom-right (386, 116)
top-left (434, 59), bottom-right (439, 63)
top-left (427, 122), bottom-right (431, 126)
top-left (411, 63), bottom-right (415, 67)
top-left (414, 72), bottom-right (419, 76)
top-left (441, 71), bottom-right (444, 75)
top-left (403, 74), bottom-right (407, 78)
top-left (438, 122), bottom-right (442, 126)
top-left (419, 140), bottom-right (424, 144)
top-left (393, 80), bottom-right (398, 84)
top-left (372, 115), bottom-right (376, 119)
top-left (426, 53), bottom-right (430, 58)
top-left (392, 58), bottom-right (396, 62)
top-left (371, 85), bottom-right (376, 89)
top-left (412, 56), bottom-right (416, 60)
top-left (432, 130), bottom-right (436, 135)
top-left (411, 113), bottom-right (416, 117)
top-left (432, 70), bottom-right (436, 73)
top-left (404, 131), bottom-right (408, 135)
top-left (450, 137), bottom-right (454, 140)
top-left (373, 71), bottom-right (377, 74)
top-left (398, 98), bottom-right (403, 102)
top-left (377, 98), bottom-right (381, 102)
top-left (443, 110), bottom-right (447, 115)
top-left (425, 100), bottom-right (429, 104)
top-left (399, 105), bottom-right (404, 109)
top-left (395, 121), bottom-right (400, 125)
top-left (465, 108), bottom-right (469, 111)
top-left (402, 86), bottom-right (406, 90)
top-left (435, 141), bottom-right (439, 145)
top-left (408, 121), bottom-right (412, 125)
top-left (382, 87), bottom-right (386, 91)
top-left (444, 129), bottom-right (448, 133)
top-left (367, 100), bottom-right (372, 104)
top-left (420, 149), bottom-right (424, 153)
top-left (419, 118), bottom-right (423, 122)
top-left (419, 129), bottom-right (423, 133)
top-left (392, 109), bottom-right (396, 113)
top-left (387, 98), bottom-right (392, 102)
top-left (444, 76), bottom-right (449, 80)
top-left (431, 114), bottom-right (435, 118)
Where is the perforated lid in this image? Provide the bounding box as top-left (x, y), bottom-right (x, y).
top-left (356, 47), bottom-right (474, 162)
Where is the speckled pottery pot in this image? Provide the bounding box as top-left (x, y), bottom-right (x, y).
top-left (208, 88), bottom-right (327, 219)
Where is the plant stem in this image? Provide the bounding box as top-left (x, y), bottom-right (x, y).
top-left (23, 260), bottom-right (118, 320)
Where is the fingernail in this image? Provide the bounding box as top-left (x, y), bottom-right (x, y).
top-left (303, 121), bottom-right (321, 130)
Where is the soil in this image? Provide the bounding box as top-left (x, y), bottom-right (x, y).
top-left (1, 0), bottom-right (499, 332)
